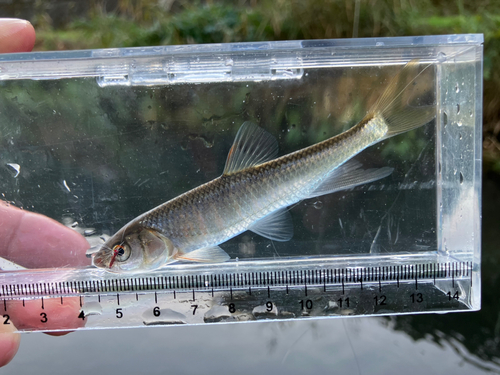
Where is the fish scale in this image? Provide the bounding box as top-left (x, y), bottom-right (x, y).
top-left (141, 114), bottom-right (387, 253)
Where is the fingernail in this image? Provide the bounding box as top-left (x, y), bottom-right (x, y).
top-left (0, 18), bottom-right (31, 35)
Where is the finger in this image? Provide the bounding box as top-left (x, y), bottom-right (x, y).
top-left (0, 18), bottom-right (35, 53)
top-left (0, 318), bottom-right (20, 367)
top-left (45, 330), bottom-right (72, 337)
top-left (3, 297), bottom-right (85, 333)
top-left (0, 204), bottom-right (91, 268)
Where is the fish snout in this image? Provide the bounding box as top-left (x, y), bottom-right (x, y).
top-left (91, 253), bottom-right (108, 269)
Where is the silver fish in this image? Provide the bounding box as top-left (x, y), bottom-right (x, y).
top-left (92, 60), bottom-right (435, 273)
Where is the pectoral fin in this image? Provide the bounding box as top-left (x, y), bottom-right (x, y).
top-left (175, 245), bottom-right (230, 263)
top-left (249, 208), bottom-right (294, 242)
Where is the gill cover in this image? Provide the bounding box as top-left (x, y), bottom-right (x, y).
top-left (93, 227), bottom-right (174, 273)
top-left (118, 229), bottom-right (173, 272)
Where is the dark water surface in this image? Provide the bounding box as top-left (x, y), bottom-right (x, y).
top-left (1, 317), bottom-right (488, 375)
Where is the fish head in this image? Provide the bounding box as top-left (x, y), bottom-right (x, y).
top-left (92, 224), bottom-right (174, 273)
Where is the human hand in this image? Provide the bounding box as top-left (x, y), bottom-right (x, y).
top-left (0, 204), bottom-right (91, 367)
top-left (0, 18), bottom-right (90, 367)
top-left (0, 18), bottom-right (35, 53)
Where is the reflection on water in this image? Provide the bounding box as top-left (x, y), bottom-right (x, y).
top-left (386, 174), bottom-right (500, 373)
top-left (4, 314), bottom-right (496, 375)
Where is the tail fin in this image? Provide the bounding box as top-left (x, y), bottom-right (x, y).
top-left (368, 60), bottom-right (436, 139)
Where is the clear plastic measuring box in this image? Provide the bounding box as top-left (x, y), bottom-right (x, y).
top-left (0, 34), bottom-right (482, 332)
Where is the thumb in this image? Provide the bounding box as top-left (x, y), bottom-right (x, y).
top-left (0, 318), bottom-right (21, 367)
top-left (0, 18), bottom-right (36, 53)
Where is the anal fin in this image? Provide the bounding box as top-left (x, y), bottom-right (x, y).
top-left (306, 159), bottom-right (393, 199)
top-left (249, 208), bottom-right (293, 242)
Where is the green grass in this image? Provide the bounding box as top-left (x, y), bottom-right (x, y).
top-left (31, 0), bottom-right (500, 172)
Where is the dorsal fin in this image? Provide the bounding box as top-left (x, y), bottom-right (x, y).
top-left (223, 121), bottom-right (279, 175)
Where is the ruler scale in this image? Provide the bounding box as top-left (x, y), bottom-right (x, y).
top-left (0, 256), bottom-right (475, 332)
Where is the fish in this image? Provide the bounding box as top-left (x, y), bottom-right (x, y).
top-left (92, 60), bottom-right (435, 273)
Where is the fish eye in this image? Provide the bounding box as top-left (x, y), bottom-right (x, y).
top-left (112, 243), bottom-right (131, 262)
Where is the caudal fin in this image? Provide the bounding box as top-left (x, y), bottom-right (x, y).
top-left (368, 59), bottom-right (436, 139)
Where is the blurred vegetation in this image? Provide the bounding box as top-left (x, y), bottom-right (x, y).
top-left (28, 0), bottom-right (500, 173)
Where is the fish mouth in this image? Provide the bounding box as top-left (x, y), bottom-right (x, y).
top-left (91, 253), bottom-right (109, 269)
top-left (85, 245), bottom-right (100, 258)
